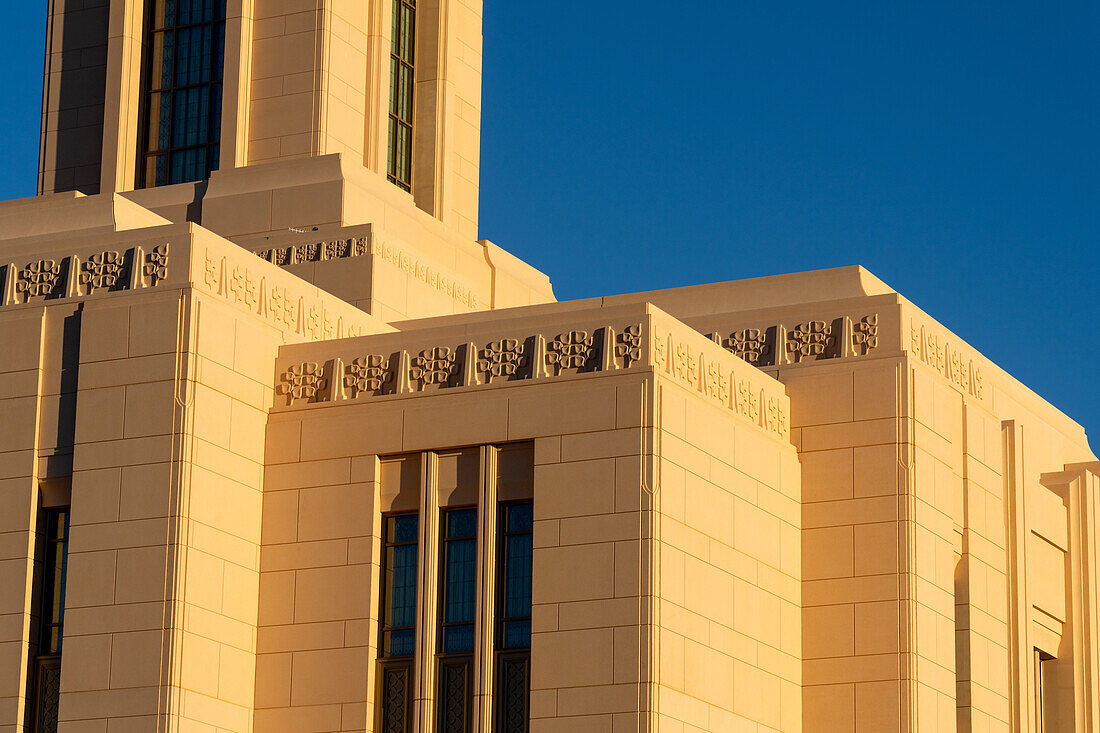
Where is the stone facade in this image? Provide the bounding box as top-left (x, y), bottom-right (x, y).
top-left (2, 1), bottom-right (1097, 732)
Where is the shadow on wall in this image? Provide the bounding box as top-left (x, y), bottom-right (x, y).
top-left (42, 0), bottom-right (110, 195)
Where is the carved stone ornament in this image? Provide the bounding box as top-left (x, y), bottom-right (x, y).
top-left (277, 363), bottom-right (327, 404)
top-left (257, 235), bottom-right (478, 308)
top-left (727, 328), bottom-right (769, 365)
top-left (345, 355), bottom-right (390, 396)
top-left (143, 244), bottom-right (169, 285)
top-left (616, 325), bottom-right (644, 366)
top-left (547, 331), bottom-right (594, 373)
top-left (787, 320), bottom-right (833, 361)
top-left (853, 314), bottom-right (879, 353)
top-left (411, 347), bottom-right (459, 385)
top-left (478, 339), bottom-right (527, 380)
top-left (735, 378), bottom-right (760, 423)
top-left (80, 251), bottom-right (125, 292)
top-left (17, 260), bottom-right (61, 299)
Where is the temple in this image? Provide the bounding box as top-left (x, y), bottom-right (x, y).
top-left (1, 0), bottom-right (1097, 731)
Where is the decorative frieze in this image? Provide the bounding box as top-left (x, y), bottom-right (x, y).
top-left (17, 260), bottom-right (62, 299)
top-left (255, 234), bottom-right (482, 309)
top-left (277, 363), bottom-right (328, 403)
top-left (656, 327), bottom-right (790, 440)
top-left (276, 320), bottom-right (790, 442)
top-left (345, 355), bottom-right (390, 397)
top-left (706, 313), bottom-right (881, 367)
top-left (411, 347), bottom-right (460, 387)
top-left (910, 320), bottom-right (985, 400)
top-left (1, 245), bottom-right (170, 307)
top-left (478, 339), bottom-right (527, 381)
top-left (81, 251), bottom-right (126, 293)
top-left (546, 331), bottom-right (596, 374)
top-left (276, 324), bottom-right (645, 407)
top-left (201, 248), bottom-right (367, 340)
top-left (616, 325), bottom-right (644, 366)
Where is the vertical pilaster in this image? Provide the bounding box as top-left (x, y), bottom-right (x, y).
top-left (473, 446), bottom-right (499, 733)
top-left (0, 310), bottom-right (46, 733)
top-left (364, 0), bottom-right (393, 174)
top-left (100, 0), bottom-right (146, 193)
top-left (1066, 465), bottom-right (1100, 730)
top-left (221, 0), bottom-right (255, 169)
top-left (1003, 421), bottom-right (1032, 731)
top-left (414, 451), bottom-right (440, 733)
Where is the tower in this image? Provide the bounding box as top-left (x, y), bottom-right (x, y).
top-left (37, 0), bottom-right (552, 321)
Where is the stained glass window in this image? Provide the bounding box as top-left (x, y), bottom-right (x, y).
top-left (141, 0), bottom-right (227, 187)
top-left (498, 503), bottom-right (533, 650)
top-left (440, 508), bottom-right (477, 654)
top-left (495, 502), bottom-right (532, 733)
top-left (388, 0), bottom-right (416, 191)
top-left (381, 514), bottom-right (419, 658)
top-left (437, 507), bottom-right (476, 733)
top-left (378, 513), bottom-right (418, 733)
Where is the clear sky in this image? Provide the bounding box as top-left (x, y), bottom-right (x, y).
top-left (0, 2), bottom-right (1097, 442)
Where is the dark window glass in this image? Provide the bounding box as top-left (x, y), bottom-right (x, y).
top-left (440, 508), bottom-right (477, 654)
top-left (387, 0), bottom-right (416, 191)
top-left (494, 502), bottom-right (532, 733)
top-left (436, 507), bottom-right (476, 733)
top-left (40, 509), bottom-right (69, 655)
top-left (31, 508), bottom-right (69, 733)
top-left (378, 513), bottom-right (418, 733)
top-left (140, 0), bottom-right (227, 187)
top-left (381, 514), bottom-right (419, 658)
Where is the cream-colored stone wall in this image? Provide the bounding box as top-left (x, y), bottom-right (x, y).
top-left (651, 321), bottom-right (801, 732)
top-left (39, 0), bottom-right (110, 196)
top-left (0, 191), bottom-right (1096, 733)
top-left (0, 218), bottom-right (386, 732)
top-left (0, 309), bottom-right (47, 733)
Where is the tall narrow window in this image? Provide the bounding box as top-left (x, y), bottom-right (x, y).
top-left (437, 507), bottom-right (476, 733)
top-left (387, 0), bottom-right (416, 191)
top-left (140, 0), bottom-right (227, 187)
top-left (30, 508), bottom-right (69, 733)
top-left (494, 502), bottom-right (532, 733)
top-left (1035, 648), bottom-right (1054, 732)
top-left (378, 513), bottom-right (419, 733)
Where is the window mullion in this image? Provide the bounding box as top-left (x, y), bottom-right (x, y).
top-left (472, 446), bottom-right (499, 733)
top-left (415, 452), bottom-right (442, 731)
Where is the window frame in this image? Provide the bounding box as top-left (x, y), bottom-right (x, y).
top-left (137, 0), bottom-right (228, 188)
top-left (376, 511), bottom-right (420, 733)
top-left (28, 506), bottom-right (70, 733)
top-left (387, 0), bottom-right (416, 192)
top-left (435, 505), bottom-right (478, 733)
top-left (493, 500), bottom-right (532, 733)
top-left (379, 511), bottom-right (420, 660)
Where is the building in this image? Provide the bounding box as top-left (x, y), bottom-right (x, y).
top-left (1, 0), bottom-right (1097, 731)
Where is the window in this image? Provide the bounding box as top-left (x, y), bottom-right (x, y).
top-left (30, 508), bottom-right (70, 733)
top-left (1035, 648), bottom-right (1054, 732)
top-left (140, 0), bottom-right (227, 187)
top-left (387, 0), bottom-right (416, 191)
top-left (437, 507), bottom-right (477, 733)
top-left (495, 502), bottom-right (532, 733)
top-left (378, 513), bottom-right (419, 733)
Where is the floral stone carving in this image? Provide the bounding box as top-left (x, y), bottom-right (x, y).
top-left (277, 363), bottom-right (328, 403)
top-left (478, 339), bottom-right (527, 380)
top-left (412, 347), bottom-right (459, 385)
top-left (81, 251), bottom-right (126, 293)
top-left (18, 260), bottom-right (61, 299)
top-left (547, 331), bottom-right (594, 373)
top-left (345, 355), bottom-right (390, 396)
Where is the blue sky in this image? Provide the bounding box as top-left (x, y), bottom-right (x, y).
top-left (1, 1), bottom-right (1097, 441)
